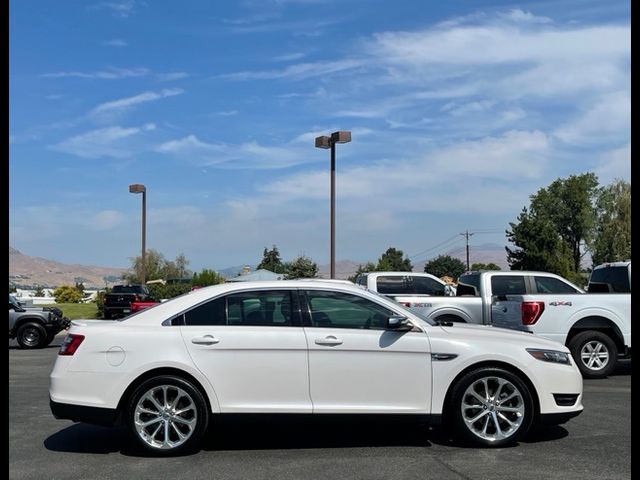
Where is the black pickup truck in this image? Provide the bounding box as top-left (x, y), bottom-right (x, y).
top-left (103, 285), bottom-right (151, 319)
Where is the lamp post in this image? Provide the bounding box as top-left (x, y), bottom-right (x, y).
top-left (129, 184), bottom-right (146, 284)
top-left (314, 131), bottom-right (351, 279)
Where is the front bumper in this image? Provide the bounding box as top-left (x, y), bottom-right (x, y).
top-left (50, 398), bottom-right (120, 427)
top-left (539, 410), bottom-right (583, 425)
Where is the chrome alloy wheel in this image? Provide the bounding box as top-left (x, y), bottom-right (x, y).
top-left (580, 341), bottom-right (610, 371)
top-left (460, 376), bottom-right (525, 442)
top-left (134, 385), bottom-right (197, 450)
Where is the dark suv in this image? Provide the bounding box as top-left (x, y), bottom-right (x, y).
top-left (9, 295), bottom-right (70, 348)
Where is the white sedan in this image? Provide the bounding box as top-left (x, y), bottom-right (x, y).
top-left (50, 280), bottom-right (583, 455)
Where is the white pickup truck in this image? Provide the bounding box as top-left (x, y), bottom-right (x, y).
top-left (358, 268), bottom-right (631, 379)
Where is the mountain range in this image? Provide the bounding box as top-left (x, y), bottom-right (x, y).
top-left (9, 243), bottom-right (509, 288)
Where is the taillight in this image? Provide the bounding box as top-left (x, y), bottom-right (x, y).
top-left (521, 301), bottom-right (545, 325)
top-left (59, 334), bottom-right (85, 356)
top-left (132, 294), bottom-right (139, 302)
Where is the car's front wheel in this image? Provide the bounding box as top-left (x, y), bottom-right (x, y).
top-left (126, 375), bottom-right (209, 456)
top-left (449, 367), bottom-right (534, 447)
top-left (16, 322), bottom-right (47, 349)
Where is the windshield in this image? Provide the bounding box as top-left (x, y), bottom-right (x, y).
top-left (366, 288), bottom-right (436, 326)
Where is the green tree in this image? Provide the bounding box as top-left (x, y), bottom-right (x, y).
top-left (9, 284), bottom-right (16, 294)
top-left (192, 269), bottom-right (225, 287)
top-left (424, 255), bottom-right (466, 279)
top-left (285, 255), bottom-right (318, 279)
top-left (347, 262), bottom-right (377, 282)
top-left (591, 179), bottom-right (631, 265)
top-left (257, 245), bottom-right (286, 273)
top-left (506, 173), bottom-right (599, 275)
top-left (506, 207), bottom-right (573, 277)
top-left (34, 286), bottom-right (45, 297)
top-left (74, 282), bottom-right (85, 294)
top-left (53, 285), bottom-right (83, 303)
top-left (470, 262), bottom-right (501, 271)
top-left (376, 247), bottom-right (413, 271)
top-left (125, 250), bottom-right (192, 283)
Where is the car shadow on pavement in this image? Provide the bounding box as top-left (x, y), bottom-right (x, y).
top-left (44, 415), bottom-right (573, 456)
top-left (44, 424), bottom-right (130, 454)
top-left (202, 415), bottom-right (434, 451)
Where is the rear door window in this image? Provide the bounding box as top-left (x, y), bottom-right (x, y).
top-left (408, 276), bottom-right (446, 296)
top-left (534, 276), bottom-right (581, 294)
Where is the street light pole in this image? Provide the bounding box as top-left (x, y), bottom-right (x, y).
top-left (315, 131), bottom-right (351, 279)
top-left (129, 184), bottom-right (147, 284)
top-left (330, 140), bottom-right (336, 280)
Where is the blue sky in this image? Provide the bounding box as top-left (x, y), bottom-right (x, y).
top-left (9, 0), bottom-right (630, 273)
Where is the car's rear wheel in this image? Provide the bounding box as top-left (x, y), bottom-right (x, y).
top-left (449, 367), bottom-right (534, 447)
top-left (568, 330), bottom-right (617, 379)
top-left (126, 375), bottom-right (209, 456)
top-left (16, 322), bottom-right (47, 349)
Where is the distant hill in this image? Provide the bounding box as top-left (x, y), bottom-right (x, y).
top-left (9, 246), bottom-right (127, 289)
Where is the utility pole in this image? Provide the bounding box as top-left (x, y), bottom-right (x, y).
top-left (460, 230), bottom-right (474, 271)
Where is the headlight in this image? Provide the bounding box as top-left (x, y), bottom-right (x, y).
top-left (526, 348), bottom-right (571, 364)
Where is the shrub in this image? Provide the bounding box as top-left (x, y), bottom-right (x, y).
top-left (53, 285), bottom-right (83, 303)
top-left (148, 283), bottom-right (192, 301)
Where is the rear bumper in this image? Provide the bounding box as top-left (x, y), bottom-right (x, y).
top-left (50, 399), bottom-right (120, 427)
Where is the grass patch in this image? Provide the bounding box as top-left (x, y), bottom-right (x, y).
top-left (41, 303), bottom-right (100, 320)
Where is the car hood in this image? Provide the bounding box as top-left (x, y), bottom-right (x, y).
top-left (435, 322), bottom-right (569, 351)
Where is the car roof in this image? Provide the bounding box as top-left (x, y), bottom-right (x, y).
top-left (592, 261), bottom-right (631, 269)
top-left (120, 280), bottom-right (371, 325)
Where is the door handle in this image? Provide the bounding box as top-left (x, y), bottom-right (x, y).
top-left (315, 336), bottom-right (343, 346)
top-left (191, 335), bottom-right (220, 345)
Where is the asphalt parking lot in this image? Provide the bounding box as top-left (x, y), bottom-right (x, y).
top-left (9, 338), bottom-right (631, 480)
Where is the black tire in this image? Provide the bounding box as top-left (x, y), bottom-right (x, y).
top-left (449, 367), bottom-right (534, 447)
top-left (45, 332), bottom-right (57, 346)
top-left (126, 375), bottom-right (209, 456)
top-left (16, 322), bottom-right (47, 349)
top-left (568, 330), bottom-right (618, 379)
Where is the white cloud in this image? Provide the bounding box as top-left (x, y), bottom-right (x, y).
top-left (273, 52), bottom-right (306, 62)
top-left (156, 135), bottom-right (307, 169)
top-left (217, 59), bottom-right (363, 81)
top-left (554, 91), bottom-right (630, 145)
top-left (595, 143), bottom-right (631, 183)
top-left (91, 88), bottom-right (184, 116)
top-left (103, 39), bottom-right (128, 47)
top-left (93, 210), bottom-right (125, 230)
top-left (156, 72), bottom-right (190, 81)
top-left (91, 1), bottom-right (139, 18)
top-left (52, 123), bottom-right (156, 158)
top-left (216, 110), bottom-right (239, 116)
top-left (42, 67), bottom-right (149, 79)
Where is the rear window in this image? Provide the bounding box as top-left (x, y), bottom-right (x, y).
top-left (376, 276), bottom-right (407, 295)
top-left (490, 276), bottom-right (526, 296)
top-left (457, 274), bottom-right (480, 296)
top-left (589, 266), bottom-right (630, 293)
top-left (112, 285), bottom-right (145, 294)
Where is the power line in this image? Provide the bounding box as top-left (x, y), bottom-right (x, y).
top-left (408, 234), bottom-right (461, 260)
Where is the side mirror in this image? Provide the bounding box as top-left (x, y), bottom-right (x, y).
top-left (387, 315), bottom-right (413, 331)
